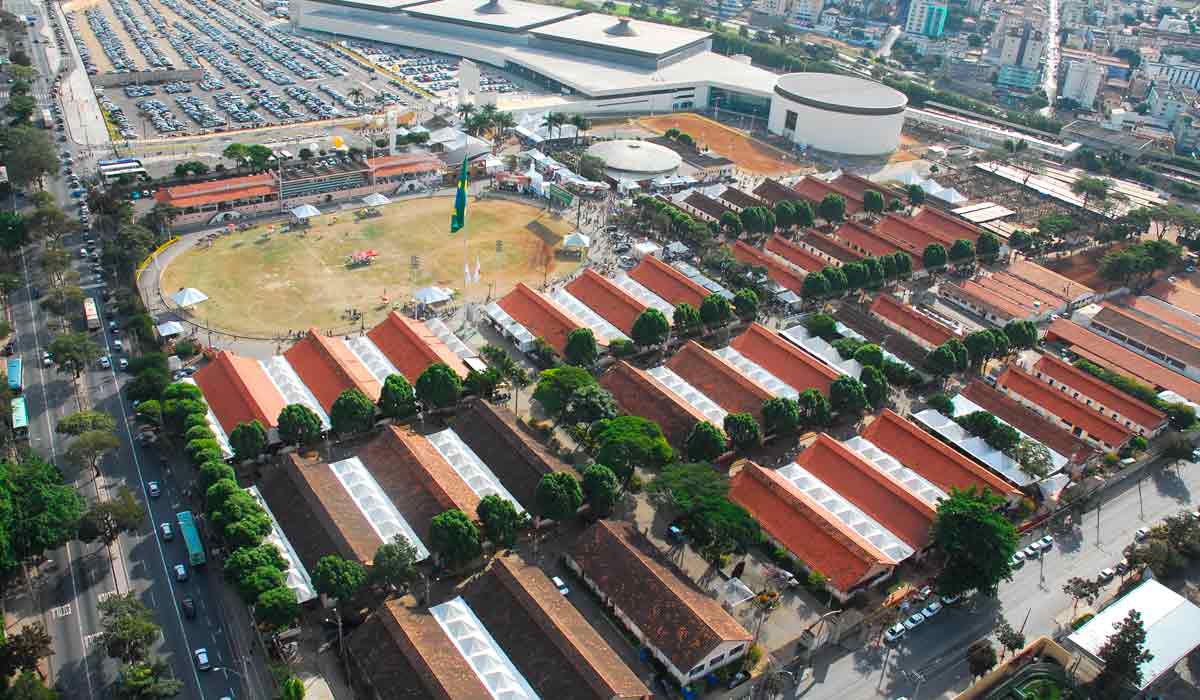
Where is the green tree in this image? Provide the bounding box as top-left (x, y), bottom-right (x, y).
top-left (229, 420), bottom-right (267, 463)
top-left (378, 374), bottom-right (418, 420)
top-left (0, 212), bottom-right (27, 254)
top-left (416, 362), bottom-right (463, 409)
top-left (535, 471), bottom-right (583, 521)
top-left (56, 410), bottom-right (116, 436)
top-left (312, 555), bottom-right (367, 603)
top-left (830, 375), bottom-right (868, 415)
top-left (977, 231), bottom-right (1001, 263)
top-left (562, 383), bottom-right (618, 426)
top-left (199, 461), bottom-right (235, 491)
top-left (762, 396), bottom-right (801, 436)
top-left (863, 189), bottom-right (885, 216)
top-left (774, 200), bottom-right (797, 231)
top-left (923, 243), bottom-right (948, 270)
top-left (1062, 576), bottom-right (1102, 617)
top-left (0, 622), bottom-right (53, 678)
top-left (631, 308), bottom-right (670, 347)
top-left (477, 494), bottom-right (523, 547)
top-left (564, 328), bottom-right (599, 367)
top-left (964, 329), bottom-right (998, 370)
top-left (47, 332), bottom-right (101, 378)
top-left (907, 183), bottom-right (926, 207)
top-left (255, 586), bottom-right (301, 630)
top-left (932, 487), bottom-right (1018, 598)
top-left (853, 343), bottom-right (884, 369)
top-left (673, 303), bottom-right (702, 335)
top-left (1095, 610), bottom-right (1154, 697)
top-left (700, 293), bottom-right (734, 327)
top-left (818, 193), bottom-right (846, 224)
top-left (223, 544), bottom-right (286, 584)
top-left (861, 365), bottom-right (889, 407)
top-left (802, 270), bottom-right (830, 299)
top-left (4, 126), bottom-right (58, 190)
top-left (893, 252), bottom-right (914, 277)
top-left (581, 464), bottom-right (620, 517)
top-left (683, 496), bottom-right (759, 562)
top-left (723, 412), bottom-right (762, 451)
top-left (6, 671), bottom-right (59, 700)
top-left (429, 509), bottom-right (482, 567)
top-left (648, 462), bottom-right (729, 512)
top-left (593, 415), bottom-right (673, 482)
top-left (277, 404), bottom-right (322, 446)
top-left (994, 615), bottom-right (1026, 658)
top-left (733, 288), bottom-right (759, 318)
top-left (966, 639), bottom-right (997, 678)
top-left (805, 312), bottom-right (838, 340)
top-left (233, 565), bottom-right (285, 603)
top-left (97, 594), bottom-right (159, 663)
top-left (369, 534), bottom-right (419, 591)
top-left (77, 486), bottom-right (143, 546)
top-left (65, 430), bottom-right (120, 476)
top-left (794, 199), bottom-right (815, 228)
top-left (797, 388), bottom-right (832, 428)
top-left (949, 239), bottom-right (976, 266)
top-left (1003, 319), bottom-right (1039, 350)
top-left (533, 365), bottom-right (596, 419)
top-left (280, 677), bottom-right (306, 700)
top-left (824, 266), bottom-right (848, 294)
top-left (330, 388), bottom-right (375, 436)
top-left (116, 659), bottom-right (183, 699)
top-left (685, 421), bottom-right (726, 461)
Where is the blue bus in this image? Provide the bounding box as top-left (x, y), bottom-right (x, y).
top-left (177, 511), bottom-right (206, 566)
top-left (11, 397), bottom-right (27, 440)
top-left (7, 358), bottom-right (22, 394)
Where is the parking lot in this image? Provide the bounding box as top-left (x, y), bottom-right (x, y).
top-left (62, 0), bottom-right (426, 139)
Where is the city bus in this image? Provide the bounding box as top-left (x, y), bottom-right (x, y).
top-left (11, 397), bottom-right (27, 441)
top-left (97, 158), bottom-right (150, 183)
top-left (177, 511), bottom-right (206, 566)
top-left (83, 297), bottom-right (100, 331)
top-left (6, 358), bottom-right (21, 394)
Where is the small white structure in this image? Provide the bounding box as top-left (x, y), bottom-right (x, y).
top-left (362, 192), bottom-right (390, 207)
top-left (413, 286), bottom-right (453, 305)
top-left (290, 203), bottom-right (321, 220)
top-left (171, 288), bottom-right (209, 308)
top-left (156, 320), bottom-right (185, 337)
top-left (585, 140), bottom-right (682, 181)
top-left (562, 232), bottom-right (591, 250)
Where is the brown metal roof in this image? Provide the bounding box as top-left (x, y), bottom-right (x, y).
top-left (667, 341), bottom-right (774, 423)
top-left (600, 361), bottom-right (708, 447)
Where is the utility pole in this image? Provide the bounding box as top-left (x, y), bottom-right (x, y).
top-left (1137, 476), bottom-right (1144, 520)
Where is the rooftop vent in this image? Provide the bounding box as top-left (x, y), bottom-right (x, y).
top-left (477, 0), bottom-right (506, 13)
top-left (605, 17), bottom-right (637, 36)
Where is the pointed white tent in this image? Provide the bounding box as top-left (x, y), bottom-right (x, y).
top-left (361, 192), bottom-right (390, 207)
top-left (171, 288), bottom-right (209, 307)
top-left (290, 203), bottom-right (321, 220)
top-left (563, 232), bottom-right (591, 249)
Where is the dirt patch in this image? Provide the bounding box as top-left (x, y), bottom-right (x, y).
top-left (1042, 246), bottom-right (1122, 292)
top-left (637, 113), bottom-right (800, 176)
top-left (161, 197), bottom-right (579, 336)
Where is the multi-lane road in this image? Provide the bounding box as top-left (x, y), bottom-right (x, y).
top-left (7, 5), bottom-right (259, 699)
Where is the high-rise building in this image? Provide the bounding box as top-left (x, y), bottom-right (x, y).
top-left (999, 24), bottom-right (1045, 70)
top-left (1062, 59), bottom-right (1104, 108)
top-left (905, 0), bottom-right (948, 37)
top-left (791, 0), bottom-right (823, 24)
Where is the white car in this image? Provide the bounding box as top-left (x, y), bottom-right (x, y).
top-left (113, 339), bottom-right (123, 352)
top-left (194, 648), bottom-right (210, 670)
top-left (1022, 545), bottom-right (1041, 560)
top-left (1099, 568), bottom-right (1116, 582)
top-left (147, 481), bottom-right (160, 498)
top-left (921, 601), bottom-right (942, 618)
top-left (99, 356), bottom-right (110, 369)
top-left (1037, 535), bottom-right (1054, 550)
top-left (118, 358), bottom-right (128, 370)
top-left (174, 564), bottom-right (188, 581)
top-left (1135, 527), bottom-right (1150, 541)
top-left (160, 522), bottom-right (173, 541)
top-left (884, 623), bottom-right (906, 643)
top-left (902, 613), bottom-right (925, 631)
top-left (552, 576), bottom-right (569, 595)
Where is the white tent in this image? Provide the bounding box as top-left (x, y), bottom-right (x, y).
top-left (156, 320), bottom-right (184, 337)
top-left (483, 155), bottom-right (506, 173)
top-left (413, 286), bottom-right (452, 305)
top-left (362, 192), bottom-right (390, 207)
top-left (291, 204), bottom-right (321, 220)
top-left (919, 178), bottom-right (943, 194)
top-left (171, 288), bottom-right (209, 307)
top-left (894, 170), bottom-right (924, 186)
top-left (563, 232), bottom-right (591, 249)
top-left (935, 187), bottom-right (967, 204)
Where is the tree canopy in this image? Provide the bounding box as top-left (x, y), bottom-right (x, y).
top-left (685, 421), bottom-right (726, 462)
top-left (312, 555), bottom-right (367, 603)
top-left (581, 464), bottom-right (620, 517)
top-left (535, 472), bottom-right (583, 522)
top-left (533, 365), bottom-right (596, 419)
top-left (631, 308), bottom-right (670, 347)
top-left (277, 403), bottom-right (322, 446)
top-left (564, 327), bottom-right (599, 367)
top-left (477, 494), bottom-right (523, 547)
top-left (429, 508), bottom-right (482, 567)
top-left (932, 487), bottom-right (1018, 597)
top-left (416, 362), bottom-right (463, 409)
top-left (378, 374), bottom-right (418, 420)
top-left (330, 388), bottom-right (376, 436)
top-left (593, 415), bottom-right (673, 481)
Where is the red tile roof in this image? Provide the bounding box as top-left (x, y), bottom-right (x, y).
top-left (869, 294), bottom-right (956, 348)
top-left (729, 461), bottom-right (894, 593)
top-left (568, 521), bottom-right (751, 673)
top-left (796, 434), bottom-right (935, 550)
top-left (666, 341), bottom-right (774, 423)
top-left (959, 380), bottom-right (1096, 464)
top-left (194, 350), bottom-right (287, 430)
top-left (1032, 353), bottom-right (1166, 430)
top-left (720, 187), bottom-right (762, 210)
top-left (941, 280), bottom-right (1026, 321)
top-left (566, 269), bottom-right (650, 337)
top-left (367, 312), bottom-right (469, 384)
top-left (284, 329), bottom-right (382, 410)
top-left (794, 177), bottom-right (863, 215)
top-left (1046, 319), bottom-right (1200, 404)
top-left (155, 172), bottom-right (277, 209)
top-left (861, 410), bottom-right (1019, 497)
top-left (973, 275), bottom-right (1049, 313)
top-left (497, 283), bottom-right (585, 354)
top-left (731, 241), bottom-right (806, 295)
top-left (831, 221), bottom-right (918, 266)
top-left (765, 235), bottom-right (826, 273)
top-left (831, 173), bottom-right (892, 202)
top-left (465, 556), bottom-right (653, 700)
top-left (1008, 260), bottom-right (1093, 302)
top-left (367, 154), bottom-right (441, 179)
top-left (1148, 280), bottom-right (1200, 316)
top-left (1093, 303), bottom-right (1200, 367)
top-left (752, 179), bottom-right (805, 205)
top-left (1120, 296), bottom-right (1200, 341)
top-left (600, 361), bottom-right (708, 446)
top-left (729, 323), bottom-right (839, 396)
top-left (912, 206), bottom-right (981, 245)
top-left (878, 214), bottom-right (944, 252)
top-left (996, 365), bottom-right (1133, 448)
top-left (628, 256), bottom-right (709, 309)
top-left (799, 232), bottom-right (864, 265)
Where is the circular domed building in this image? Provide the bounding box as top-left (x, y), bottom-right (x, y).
top-left (585, 139), bottom-right (683, 181)
top-left (768, 73), bottom-right (908, 156)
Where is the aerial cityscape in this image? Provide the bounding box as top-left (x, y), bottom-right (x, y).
top-left (3, 0), bottom-right (1200, 697)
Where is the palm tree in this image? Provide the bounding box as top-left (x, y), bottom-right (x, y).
top-left (347, 87), bottom-right (365, 106)
top-left (492, 111), bottom-right (516, 142)
top-left (569, 114), bottom-right (592, 146)
top-left (541, 112), bottom-right (564, 142)
top-left (457, 102), bottom-right (476, 124)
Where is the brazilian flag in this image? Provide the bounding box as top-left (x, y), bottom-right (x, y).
top-left (450, 156), bottom-right (468, 234)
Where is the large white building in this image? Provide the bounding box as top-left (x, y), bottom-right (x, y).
top-left (293, 0), bottom-right (779, 117)
top-left (768, 73), bottom-right (907, 155)
top-left (998, 24), bottom-right (1045, 70)
top-left (904, 0), bottom-right (948, 37)
top-left (1062, 59), bottom-right (1104, 108)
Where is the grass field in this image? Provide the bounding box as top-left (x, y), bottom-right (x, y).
top-left (637, 113), bottom-right (800, 176)
top-left (160, 197), bottom-right (579, 336)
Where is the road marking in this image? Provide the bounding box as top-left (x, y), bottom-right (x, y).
top-left (97, 590), bottom-right (118, 603)
top-left (50, 603), bottom-right (72, 619)
top-left (83, 632), bottom-right (103, 648)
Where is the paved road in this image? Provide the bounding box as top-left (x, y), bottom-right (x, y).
top-left (795, 458), bottom-right (1200, 700)
top-left (875, 25), bottom-right (901, 59)
top-left (1039, 0), bottom-right (1060, 116)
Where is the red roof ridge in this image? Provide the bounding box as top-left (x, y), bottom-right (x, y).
top-left (565, 269), bottom-right (649, 336)
top-left (802, 433), bottom-right (937, 525)
top-left (863, 409), bottom-right (1018, 496)
top-left (766, 234), bottom-right (826, 273)
top-left (869, 294), bottom-right (956, 347)
top-left (497, 283), bottom-right (586, 353)
top-left (1032, 353), bottom-right (1166, 427)
top-left (731, 241), bottom-right (806, 294)
top-left (996, 365), bottom-right (1133, 447)
top-left (368, 311), bottom-right (469, 382)
top-left (306, 327), bottom-right (383, 400)
top-left (628, 255), bottom-right (710, 309)
top-left (731, 322), bottom-right (840, 388)
top-left (194, 350), bottom-right (287, 430)
top-left (668, 341), bottom-right (774, 418)
top-left (378, 425), bottom-right (481, 519)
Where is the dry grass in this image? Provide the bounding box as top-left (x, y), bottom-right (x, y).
top-left (161, 197), bottom-right (579, 336)
top-left (637, 113), bottom-right (800, 176)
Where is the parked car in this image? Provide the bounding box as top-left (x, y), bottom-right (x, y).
top-left (160, 522), bottom-right (173, 541)
top-left (884, 623), bottom-right (906, 643)
top-left (1037, 535), bottom-right (1054, 550)
top-left (147, 481), bottom-right (160, 498)
top-left (1135, 527), bottom-right (1150, 541)
top-left (552, 576), bottom-right (568, 595)
top-left (174, 563), bottom-right (188, 581)
top-left (1022, 545), bottom-right (1041, 559)
top-left (902, 613), bottom-right (925, 631)
top-left (181, 597), bottom-right (196, 619)
top-left (1099, 568), bottom-right (1116, 582)
top-left (194, 648), bottom-right (210, 670)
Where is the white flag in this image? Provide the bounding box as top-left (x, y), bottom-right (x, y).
top-left (474, 256), bottom-right (481, 284)
top-left (465, 261), bottom-right (471, 287)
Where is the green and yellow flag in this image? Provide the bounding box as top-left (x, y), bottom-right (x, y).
top-left (450, 156), bottom-right (468, 234)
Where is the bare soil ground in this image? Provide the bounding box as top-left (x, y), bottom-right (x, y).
top-left (637, 113), bottom-right (801, 176)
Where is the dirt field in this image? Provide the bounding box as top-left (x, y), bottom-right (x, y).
top-left (161, 197), bottom-right (579, 336)
top-left (1042, 246), bottom-right (1118, 292)
top-left (637, 113), bottom-right (800, 176)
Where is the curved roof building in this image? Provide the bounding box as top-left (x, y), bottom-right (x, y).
top-left (767, 73), bottom-right (908, 156)
top-left (585, 140), bottom-right (682, 180)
